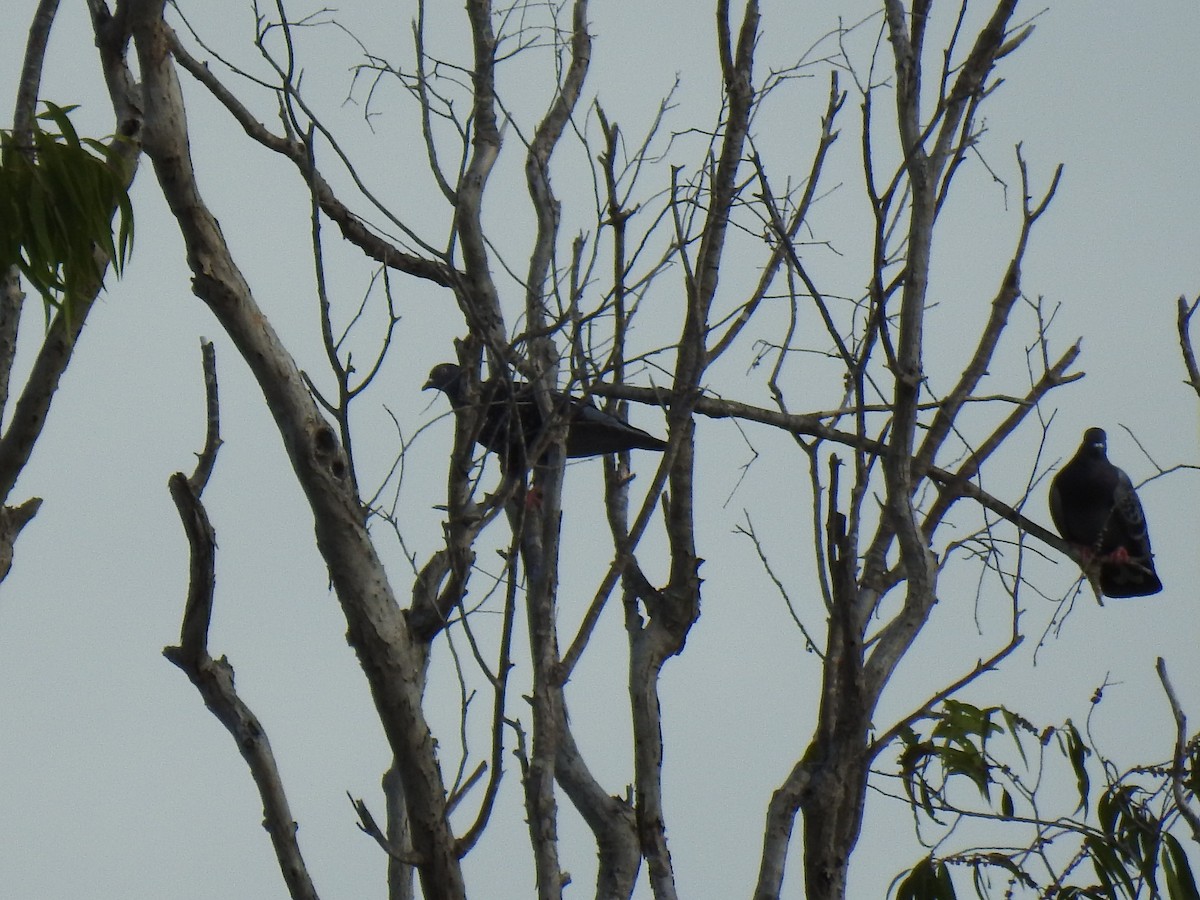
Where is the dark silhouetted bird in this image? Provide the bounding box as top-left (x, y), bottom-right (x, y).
top-left (1049, 427), bottom-right (1162, 599)
top-left (424, 362), bottom-right (667, 471)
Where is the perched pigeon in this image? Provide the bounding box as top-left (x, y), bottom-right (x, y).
top-left (423, 362), bottom-right (667, 471)
top-left (1049, 427), bottom-right (1162, 599)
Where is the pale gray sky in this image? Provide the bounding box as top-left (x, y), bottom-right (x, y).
top-left (2, 2), bottom-right (1199, 898)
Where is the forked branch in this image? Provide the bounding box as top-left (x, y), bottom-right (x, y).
top-left (162, 341), bottom-right (320, 900)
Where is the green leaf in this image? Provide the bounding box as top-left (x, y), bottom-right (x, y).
top-left (1059, 720), bottom-right (1091, 814)
top-left (938, 745), bottom-right (992, 800)
top-left (977, 852), bottom-right (1033, 888)
top-left (38, 102), bottom-right (83, 150)
top-left (1001, 707), bottom-right (1030, 767)
top-left (1086, 832), bottom-right (1136, 899)
top-left (896, 858), bottom-right (957, 900)
top-left (1000, 787), bottom-right (1014, 818)
top-left (1163, 833), bottom-right (1200, 900)
top-left (935, 701), bottom-right (1001, 747)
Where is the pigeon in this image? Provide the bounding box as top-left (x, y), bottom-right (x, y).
top-left (423, 362), bottom-right (667, 471)
top-left (1049, 427), bottom-right (1162, 599)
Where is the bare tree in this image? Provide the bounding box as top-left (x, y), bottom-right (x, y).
top-left (4, 1), bottom-right (1195, 899)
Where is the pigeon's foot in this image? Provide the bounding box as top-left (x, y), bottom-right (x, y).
top-left (1100, 546), bottom-right (1132, 564)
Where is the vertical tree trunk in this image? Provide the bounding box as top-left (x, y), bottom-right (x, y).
top-left (384, 760), bottom-right (415, 900)
top-left (521, 500), bottom-right (566, 900)
top-left (798, 609), bottom-right (872, 900)
top-left (628, 625), bottom-right (679, 900)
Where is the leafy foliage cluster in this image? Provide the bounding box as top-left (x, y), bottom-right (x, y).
top-left (895, 699), bottom-right (1200, 899)
top-left (0, 102), bottom-right (133, 320)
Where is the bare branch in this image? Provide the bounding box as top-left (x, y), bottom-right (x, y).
top-left (13, 0), bottom-right (60, 141)
top-left (1155, 657), bottom-right (1200, 844)
top-left (706, 71), bottom-right (846, 363)
top-left (1178, 294), bottom-right (1200, 399)
top-left (412, 1), bottom-right (459, 204)
top-left (914, 152), bottom-right (1065, 477)
top-left (0, 496), bottom-right (41, 584)
top-left (189, 340), bottom-right (222, 493)
top-left (162, 343), bottom-right (320, 900)
top-left (454, 0), bottom-right (507, 355)
top-left (166, 28), bottom-right (457, 286)
top-left (871, 621), bottom-right (1025, 756)
top-left (348, 792), bottom-right (425, 867)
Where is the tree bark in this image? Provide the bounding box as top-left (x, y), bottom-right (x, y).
top-left (127, 3), bottom-right (465, 895)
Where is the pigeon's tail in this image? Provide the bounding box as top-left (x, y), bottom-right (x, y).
top-left (619, 431), bottom-right (669, 453)
top-left (1099, 561), bottom-right (1163, 598)
top-left (564, 420), bottom-right (668, 457)
top-left (563, 404), bottom-right (668, 457)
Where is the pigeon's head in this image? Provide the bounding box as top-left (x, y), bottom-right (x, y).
top-left (424, 362), bottom-right (473, 409)
top-left (424, 363), bottom-right (463, 394)
top-left (1082, 427), bottom-right (1107, 457)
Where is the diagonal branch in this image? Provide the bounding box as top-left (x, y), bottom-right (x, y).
top-left (587, 383), bottom-right (1072, 553)
top-left (166, 28), bottom-right (457, 287)
top-left (914, 153), bottom-right (1064, 477)
top-left (708, 72), bottom-right (846, 365)
top-left (0, 497), bottom-right (40, 584)
top-left (1178, 294), bottom-right (1200, 399)
top-left (162, 341), bottom-right (320, 900)
top-left (1156, 657), bottom-right (1200, 845)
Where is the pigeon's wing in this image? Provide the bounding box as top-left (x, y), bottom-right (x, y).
top-left (431, 366), bottom-right (668, 466)
top-left (563, 399), bottom-right (668, 456)
top-left (1098, 469), bottom-right (1163, 598)
top-left (1048, 472), bottom-right (1069, 539)
top-left (1110, 470), bottom-right (1152, 553)
top-left (479, 379), bottom-right (547, 470)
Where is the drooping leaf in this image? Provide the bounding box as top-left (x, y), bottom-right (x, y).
top-left (1001, 707), bottom-right (1030, 767)
top-left (1086, 832), bottom-right (1136, 899)
top-left (999, 787), bottom-right (1014, 818)
top-left (896, 857), bottom-right (957, 900)
top-left (1163, 832), bottom-right (1200, 900)
top-left (937, 745), bottom-right (992, 802)
top-left (1059, 720), bottom-right (1091, 814)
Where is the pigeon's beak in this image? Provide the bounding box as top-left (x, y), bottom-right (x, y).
top-left (422, 378), bottom-right (436, 391)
